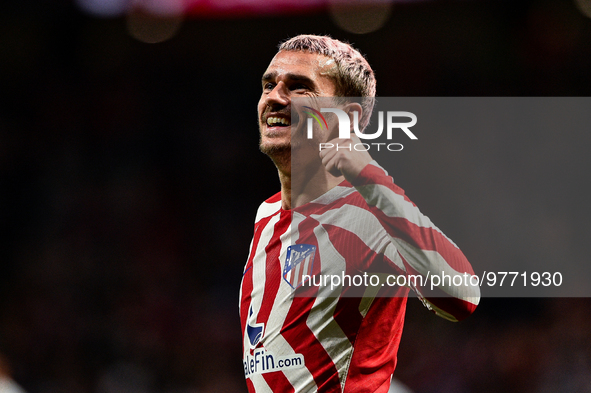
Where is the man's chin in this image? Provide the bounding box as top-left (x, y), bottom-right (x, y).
top-left (259, 141), bottom-right (291, 158)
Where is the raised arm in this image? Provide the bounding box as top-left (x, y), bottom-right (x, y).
top-left (320, 134), bottom-right (480, 321)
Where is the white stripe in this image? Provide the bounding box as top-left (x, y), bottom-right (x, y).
top-left (356, 182), bottom-right (459, 249)
top-left (311, 203), bottom-right (407, 274)
top-left (243, 213), bottom-right (280, 354)
top-left (311, 199), bottom-right (407, 285)
top-left (395, 239), bottom-right (480, 303)
top-left (257, 217), bottom-right (290, 347)
top-left (245, 212), bottom-right (316, 390)
top-left (383, 243), bottom-right (405, 272)
top-left (311, 204), bottom-right (392, 258)
top-left (310, 185), bottom-right (356, 205)
top-left (248, 374), bottom-right (274, 393)
top-left (255, 199), bottom-right (282, 222)
top-left (306, 224), bottom-right (353, 392)
top-left (358, 295), bottom-right (375, 318)
top-left (263, 221), bottom-right (318, 392)
top-left (358, 273), bottom-right (390, 317)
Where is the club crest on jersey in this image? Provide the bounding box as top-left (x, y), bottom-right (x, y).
top-left (283, 244), bottom-right (317, 289)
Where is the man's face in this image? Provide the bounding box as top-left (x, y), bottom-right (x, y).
top-left (258, 50), bottom-right (338, 158)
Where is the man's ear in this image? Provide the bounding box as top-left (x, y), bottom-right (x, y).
top-left (344, 102), bottom-right (363, 133)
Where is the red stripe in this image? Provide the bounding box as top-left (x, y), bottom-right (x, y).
top-left (324, 223), bottom-right (380, 271)
top-left (350, 164), bottom-right (414, 205)
top-left (257, 209), bottom-right (291, 325)
top-left (282, 217), bottom-right (343, 392)
top-left (265, 192), bottom-right (282, 203)
top-left (371, 209), bottom-right (474, 274)
top-left (344, 295), bottom-right (407, 393)
top-left (282, 297), bottom-right (343, 393)
top-left (240, 213), bottom-right (276, 342)
top-left (402, 258), bottom-right (476, 320)
top-left (425, 296), bottom-right (477, 322)
top-left (333, 297), bottom-right (364, 347)
top-left (246, 377), bottom-right (255, 392)
top-left (293, 183), bottom-right (355, 217)
top-left (382, 253), bottom-right (407, 277)
top-left (262, 370), bottom-right (296, 393)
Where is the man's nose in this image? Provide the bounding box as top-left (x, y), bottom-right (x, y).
top-left (265, 81), bottom-right (289, 108)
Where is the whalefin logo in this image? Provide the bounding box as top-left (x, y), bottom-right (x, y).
top-left (246, 306), bottom-right (264, 348)
top-left (283, 244), bottom-right (317, 289)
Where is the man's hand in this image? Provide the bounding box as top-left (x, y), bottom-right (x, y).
top-left (319, 133), bottom-right (373, 182)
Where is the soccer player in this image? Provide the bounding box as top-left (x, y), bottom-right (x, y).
top-left (240, 34), bottom-right (480, 393)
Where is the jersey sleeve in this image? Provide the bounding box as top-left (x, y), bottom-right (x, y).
top-left (350, 161), bottom-right (480, 322)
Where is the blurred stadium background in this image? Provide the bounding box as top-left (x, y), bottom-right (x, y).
top-left (1, 0), bottom-right (591, 392)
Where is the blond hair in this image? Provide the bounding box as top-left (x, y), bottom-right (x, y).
top-left (279, 34), bottom-right (376, 131)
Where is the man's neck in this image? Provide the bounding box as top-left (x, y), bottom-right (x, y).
top-left (278, 165), bottom-right (344, 210)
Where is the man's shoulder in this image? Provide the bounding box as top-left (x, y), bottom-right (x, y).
top-left (263, 191), bottom-right (282, 204)
top-left (254, 191), bottom-right (282, 223)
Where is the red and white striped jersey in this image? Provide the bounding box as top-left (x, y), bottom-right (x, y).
top-left (239, 162), bottom-right (479, 393)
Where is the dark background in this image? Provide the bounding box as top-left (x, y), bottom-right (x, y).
top-left (1, 0), bottom-right (591, 392)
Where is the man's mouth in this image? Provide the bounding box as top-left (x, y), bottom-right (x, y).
top-left (266, 117), bottom-right (291, 127)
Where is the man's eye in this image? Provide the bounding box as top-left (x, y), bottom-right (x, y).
top-left (291, 84), bottom-right (309, 91)
top-left (263, 83), bottom-right (275, 90)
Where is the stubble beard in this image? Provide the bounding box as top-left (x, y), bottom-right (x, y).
top-left (258, 115), bottom-right (310, 175)
top-left (259, 135), bottom-right (291, 173)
